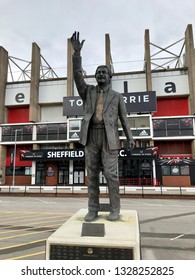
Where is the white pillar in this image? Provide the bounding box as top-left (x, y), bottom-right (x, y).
top-left (69, 160), bottom-right (73, 184)
top-left (31, 161), bottom-right (36, 184)
top-left (152, 159), bottom-right (156, 185)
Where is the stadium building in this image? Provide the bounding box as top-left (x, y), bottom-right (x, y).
top-left (1, 24), bottom-right (195, 188)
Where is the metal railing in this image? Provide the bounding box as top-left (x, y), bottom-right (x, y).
top-left (0, 184), bottom-right (195, 197)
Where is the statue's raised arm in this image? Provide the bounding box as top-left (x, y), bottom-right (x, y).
top-left (71, 31), bottom-right (85, 55)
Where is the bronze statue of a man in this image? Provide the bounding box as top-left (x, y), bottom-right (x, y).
top-left (71, 32), bottom-right (135, 222)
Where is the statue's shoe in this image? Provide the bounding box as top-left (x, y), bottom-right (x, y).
top-left (85, 211), bottom-right (98, 222)
top-left (107, 212), bottom-right (119, 221)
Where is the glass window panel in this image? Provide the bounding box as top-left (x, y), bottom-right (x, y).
top-left (129, 118), bottom-right (135, 128)
top-left (25, 167), bottom-right (32, 175)
top-left (59, 123), bottom-right (67, 133)
top-left (129, 117), bottom-right (150, 128)
top-left (180, 165), bottom-right (190, 175)
top-left (135, 117), bottom-right (150, 127)
top-left (69, 120), bottom-right (80, 131)
top-left (153, 119), bottom-right (166, 130)
top-left (2, 126), bottom-right (11, 135)
top-left (48, 134), bottom-right (57, 140)
top-left (23, 125), bottom-right (33, 134)
top-left (37, 134), bottom-right (47, 140)
top-left (37, 125), bottom-right (47, 134)
top-left (180, 129), bottom-right (193, 136)
top-left (162, 166), bottom-right (171, 175)
top-left (180, 118), bottom-right (193, 129)
top-left (48, 124), bottom-right (58, 134)
top-left (167, 129), bottom-right (179, 136)
top-left (166, 119), bottom-right (179, 130)
top-left (153, 130), bottom-right (166, 137)
top-left (23, 135), bottom-right (32, 141)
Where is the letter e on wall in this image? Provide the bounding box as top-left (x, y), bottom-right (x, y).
top-left (15, 93), bottom-right (25, 103)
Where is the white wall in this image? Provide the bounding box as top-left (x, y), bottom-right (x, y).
top-left (5, 83), bottom-right (30, 106)
top-left (39, 80), bottom-right (67, 104)
top-left (112, 73), bottom-right (147, 93)
top-left (41, 105), bottom-right (66, 122)
top-left (152, 71), bottom-right (189, 96)
top-left (4, 72), bottom-right (189, 108)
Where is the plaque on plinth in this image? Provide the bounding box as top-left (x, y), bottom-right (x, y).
top-left (81, 223), bottom-right (105, 237)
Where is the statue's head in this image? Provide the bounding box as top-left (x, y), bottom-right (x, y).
top-left (95, 65), bottom-right (112, 86)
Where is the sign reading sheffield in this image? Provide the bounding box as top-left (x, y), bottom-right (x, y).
top-left (21, 148), bottom-right (157, 161)
top-left (21, 149), bottom-right (85, 161)
top-left (63, 91), bottom-right (156, 116)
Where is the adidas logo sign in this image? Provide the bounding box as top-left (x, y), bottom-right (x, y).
top-left (71, 132), bottom-right (79, 138)
top-left (139, 130), bottom-right (149, 136)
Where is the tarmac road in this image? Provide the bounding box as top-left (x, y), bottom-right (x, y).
top-left (0, 196), bottom-right (194, 260)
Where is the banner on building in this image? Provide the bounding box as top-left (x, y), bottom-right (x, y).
top-left (21, 147), bottom-right (158, 161)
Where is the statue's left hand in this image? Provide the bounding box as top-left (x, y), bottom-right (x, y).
top-left (125, 140), bottom-right (135, 151)
top-left (71, 31), bottom-right (85, 54)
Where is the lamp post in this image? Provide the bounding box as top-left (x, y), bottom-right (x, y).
top-left (12, 129), bottom-right (21, 189)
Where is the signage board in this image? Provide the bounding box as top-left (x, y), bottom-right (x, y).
top-left (63, 91), bottom-right (156, 116)
top-left (21, 147), bottom-right (157, 161)
top-left (21, 149), bottom-right (85, 161)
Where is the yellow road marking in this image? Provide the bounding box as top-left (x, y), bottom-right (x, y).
top-left (0, 214), bottom-right (68, 230)
top-left (0, 214), bottom-right (39, 222)
top-left (0, 218), bottom-right (65, 235)
top-left (0, 238), bottom-right (46, 251)
top-left (0, 216), bottom-right (66, 231)
top-left (0, 211), bottom-right (71, 215)
top-left (0, 223), bottom-right (62, 241)
top-left (6, 251), bottom-right (45, 260)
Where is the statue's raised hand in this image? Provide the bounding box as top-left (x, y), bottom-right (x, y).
top-left (71, 31), bottom-right (85, 54)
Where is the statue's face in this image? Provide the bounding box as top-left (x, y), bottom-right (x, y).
top-left (95, 66), bottom-right (110, 86)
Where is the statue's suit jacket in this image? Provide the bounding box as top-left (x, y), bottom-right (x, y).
top-left (73, 55), bottom-right (133, 151)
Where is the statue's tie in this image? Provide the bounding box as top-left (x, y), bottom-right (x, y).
top-left (96, 89), bottom-right (104, 121)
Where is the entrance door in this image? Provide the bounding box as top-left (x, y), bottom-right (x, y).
top-left (139, 170), bottom-right (153, 185)
top-left (58, 170), bottom-right (69, 184)
top-left (36, 170), bottom-right (46, 185)
top-left (119, 158), bottom-right (153, 185)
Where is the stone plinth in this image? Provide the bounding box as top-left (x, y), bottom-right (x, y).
top-left (46, 209), bottom-right (141, 260)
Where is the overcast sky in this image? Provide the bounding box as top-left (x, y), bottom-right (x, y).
top-left (0, 0), bottom-right (195, 78)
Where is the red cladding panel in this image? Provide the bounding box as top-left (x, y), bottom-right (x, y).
top-left (8, 107), bottom-right (29, 123)
top-left (154, 97), bottom-right (189, 117)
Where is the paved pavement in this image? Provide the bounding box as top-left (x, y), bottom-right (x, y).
top-left (0, 196), bottom-right (194, 260)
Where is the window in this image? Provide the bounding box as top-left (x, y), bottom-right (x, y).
top-left (129, 116), bottom-right (150, 128)
top-left (162, 166), bottom-right (171, 176)
top-left (68, 119), bottom-right (82, 140)
top-left (48, 124), bottom-right (59, 140)
top-left (167, 120), bottom-right (179, 136)
top-left (180, 165), bottom-right (190, 175)
top-left (37, 123), bottom-right (67, 141)
top-left (58, 162), bottom-right (69, 184)
top-left (37, 125), bottom-right (47, 140)
top-left (153, 118), bottom-right (193, 137)
top-left (25, 167), bottom-right (32, 175)
top-left (2, 125), bottom-right (33, 142)
top-left (161, 165), bottom-right (190, 176)
top-left (119, 115), bottom-right (151, 137)
top-left (69, 120), bottom-right (81, 132)
top-left (6, 166), bottom-right (32, 176)
top-left (59, 123), bottom-right (67, 140)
